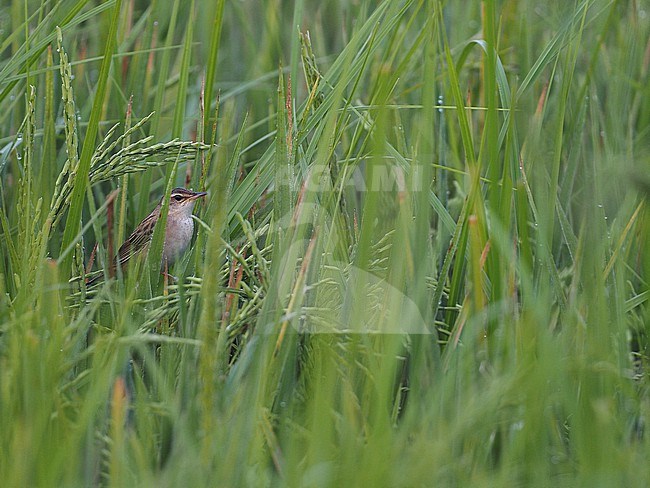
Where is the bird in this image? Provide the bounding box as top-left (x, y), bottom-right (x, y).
top-left (87, 187), bottom-right (207, 284)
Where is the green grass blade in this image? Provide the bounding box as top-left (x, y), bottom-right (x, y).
top-left (59, 0), bottom-right (123, 277)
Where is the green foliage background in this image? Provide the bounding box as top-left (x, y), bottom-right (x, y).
top-left (0, 0), bottom-right (649, 485)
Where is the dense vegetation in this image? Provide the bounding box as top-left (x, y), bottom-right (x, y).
top-left (0, 0), bottom-right (648, 485)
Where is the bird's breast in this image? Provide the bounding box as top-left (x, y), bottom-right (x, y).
top-left (163, 217), bottom-right (195, 265)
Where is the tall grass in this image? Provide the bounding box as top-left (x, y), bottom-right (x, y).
top-left (0, 0), bottom-right (648, 485)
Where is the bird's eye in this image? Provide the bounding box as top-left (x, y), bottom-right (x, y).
top-left (173, 195), bottom-right (183, 202)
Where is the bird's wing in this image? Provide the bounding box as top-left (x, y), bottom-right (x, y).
top-left (116, 207), bottom-right (160, 269)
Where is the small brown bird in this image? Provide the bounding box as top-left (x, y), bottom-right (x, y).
top-left (88, 187), bottom-right (207, 284)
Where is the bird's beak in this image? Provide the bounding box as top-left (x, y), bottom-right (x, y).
top-left (189, 191), bottom-right (208, 201)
